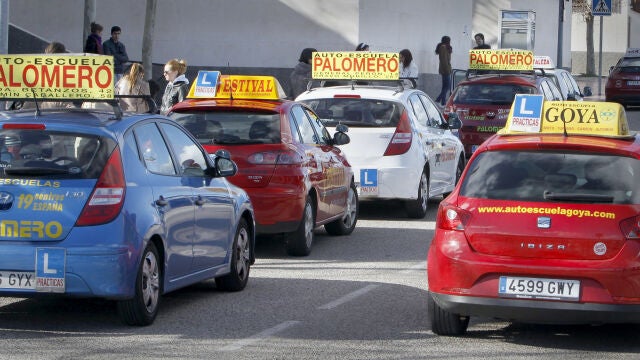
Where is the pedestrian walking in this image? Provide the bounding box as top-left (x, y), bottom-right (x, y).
top-left (84, 22), bottom-right (103, 54)
top-left (115, 63), bottom-right (150, 113)
top-left (435, 36), bottom-right (452, 105)
top-left (289, 48), bottom-right (316, 99)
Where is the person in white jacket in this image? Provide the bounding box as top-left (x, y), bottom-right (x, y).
top-left (399, 49), bottom-right (418, 87)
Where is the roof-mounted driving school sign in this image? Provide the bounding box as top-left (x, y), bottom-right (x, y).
top-left (187, 71), bottom-right (286, 100)
top-left (0, 54), bottom-right (114, 100)
top-left (312, 52), bottom-right (399, 80)
top-left (469, 49), bottom-right (534, 71)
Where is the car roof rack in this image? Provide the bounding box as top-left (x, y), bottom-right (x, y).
top-left (465, 69), bottom-right (537, 79)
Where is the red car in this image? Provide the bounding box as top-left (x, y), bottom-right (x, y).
top-left (428, 98), bottom-right (640, 335)
top-left (445, 72), bottom-right (563, 158)
top-left (605, 48), bottom-right (640, 108)
top-left (168, 73), bottom-right (358, 256)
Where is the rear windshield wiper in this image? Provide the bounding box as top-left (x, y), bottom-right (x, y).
top-left (543, 191), bottom-right (614, 203)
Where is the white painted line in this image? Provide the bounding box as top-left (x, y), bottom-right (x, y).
top-left (400, 261), bottom-right (427, 274)
top-left (317, 284), bottom-right (379, 310)
top-left (220, 320), bottom-right (301, 351)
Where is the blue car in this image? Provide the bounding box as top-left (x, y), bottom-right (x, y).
top-left (0, 104), bottom-right (255, 325)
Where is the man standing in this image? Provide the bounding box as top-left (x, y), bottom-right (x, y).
top-left (103, 26), bottom-right (129, 82)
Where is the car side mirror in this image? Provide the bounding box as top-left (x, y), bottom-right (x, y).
top-left (447, 112), bottom-right (462, 130)
top-left (206, 149), bottom-right (237, 177)
top-left (333, 131), bottom-right (350, 146)
top-left (566, 93), bottom-right (577, 101)
top-left (583, 86), bottom-right (592, 97)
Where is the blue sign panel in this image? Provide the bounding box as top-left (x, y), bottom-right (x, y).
top-left (360, 169), bottom-right (378, 187)
top-left (35, 248), bottom-right (66, 292)
top-left (592, 0), bottom-right (612, 16)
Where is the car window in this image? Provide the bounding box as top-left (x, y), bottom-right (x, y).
top-left (409, 94), bottom-right (429, 127)
top-left (291, 105), bottom-right (317, 144)
top-left (159, 122), bottom-right (207, 176)
top-left (452, 83), bottom-right (536, 105)
top-left (560, 72), bottom-right (580, 95)
top-left (170, 111), bottom-right (280, 145)
top-left (460, 150), bottom-right (639, 204)
top-left (304, 107), bottom-right (331, 145)
top-left (0, 129), bottom-right (111, 179)
top-left (133, 122), bottom-right (176, 175)
top-left (419, 94), bottom-right (444, 128)
top-left (540, 80), bottom-right (562, 101)
top-left (619, 58), bottom-right (640, 72)
top-left (299, 98), bottom-right (402, 128)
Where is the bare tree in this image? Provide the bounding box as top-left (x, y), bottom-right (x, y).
top-left (143, 0), bottom-right (157, 83)
top-left (573, 0), bottom-right (595, 75)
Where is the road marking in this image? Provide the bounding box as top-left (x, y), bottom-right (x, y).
top-left (400, 261), bottom-right (426, 274)
top-left (220, 320), bottom-right (301, 351)
top-left (317, 284), bottom-right (379, 310)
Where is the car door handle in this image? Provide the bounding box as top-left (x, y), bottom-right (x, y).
top-left (155, 196), bottom-right (168, 207)
top-left (194, 197), bottom-right (205, 206)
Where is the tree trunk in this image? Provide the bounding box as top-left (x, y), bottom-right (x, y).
top-left (142, 0), bottom-right (157, 82)
top-left (83, 0), bottom-right (96, 52)
top-left (585, 13), bottom-right (595, 76)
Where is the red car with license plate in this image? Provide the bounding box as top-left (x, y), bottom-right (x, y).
top-left (428, 96), bottom-right (640, 335)
top-left (169, 72), bottom-right (358, 256)
top-left (606, 48), bottom-right (640, 108)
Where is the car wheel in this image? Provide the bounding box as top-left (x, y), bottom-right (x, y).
top-left (443, 157), bottom-right (465, 198)
top-left (324, 182), bottom-right (358, 236)
top-left (216, 218), bottom-right (251, 291)
top-left (285, 196), bottom-right (315, 256)
top-left (405, 170), bottom-right (429, 218)
top-left (118, 242), bottom-right (161, 326)
top-left (428, 292), bottom-right (469, 336)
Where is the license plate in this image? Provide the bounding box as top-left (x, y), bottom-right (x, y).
top-left (627, 80), bottom-right (640, 86)
top-left (0, 271), bottom-right (36, 290)
top-left (499, 276), bottom-right (580, 301)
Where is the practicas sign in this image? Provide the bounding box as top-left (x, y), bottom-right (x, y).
top-left (0, 55), bottom-right (114, 99)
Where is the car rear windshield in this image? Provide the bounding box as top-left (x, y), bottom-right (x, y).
top-left (170, 111), bottom-right (281, 145)
top-left (299, 98), bottom-right (403, 128)
top-left (0, 129), bottom-right (114, 179)
top-left (619, 58), bottom-right (640, 73)
top-left (452, 83), bottom-right (536, 105)
top-left (460, 150), bottom-right (640, 204)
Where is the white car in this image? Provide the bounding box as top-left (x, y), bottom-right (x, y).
top-left (296, 82), bottom-right (465, 218)
top-left (534, 55), bottom-right (592, 101)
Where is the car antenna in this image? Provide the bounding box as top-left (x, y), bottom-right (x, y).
top-left (31, 88), bottom-right (42, 116)
top-left (561, 115), bottom-right (568, 137)
top-left (227, 62), bottom-right (234, 100)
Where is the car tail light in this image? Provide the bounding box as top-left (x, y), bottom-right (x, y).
top-left (436, 203), bottom-right (471, 231)
top-left (248, 150), bottom-right (304, 165)
top-left (2, 123), bottom-right (46, 130)
top-left (620, 215), bottom-right (640, 239)
top-left (383, 110), bottom-right (412, 156)
top-left (76, 146), bottom-right (125, 226)
top-left (333, 94), bottom-right (361, 99)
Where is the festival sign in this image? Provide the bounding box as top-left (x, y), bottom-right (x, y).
top-left (469, 49), bottom-right (534, 71)
top-left (188, 73), bottom-right (285, 100)
top-left (312, 52), bottom-right (399, 80)
top-left (0, 54), bottom-right (114, 100)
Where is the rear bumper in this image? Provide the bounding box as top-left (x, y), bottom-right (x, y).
top-left (245, 188), bottom-right (305, 234)
top-left (354, 166), bottom-right (421, 200)
top-left (430, 292), bottom-right (640, 324)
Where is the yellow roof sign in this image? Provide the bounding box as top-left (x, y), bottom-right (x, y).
top-left (187, 71), bottom-right (286, 100)
top-left (312, 51), bottom-right (399, 80)
top-left (469, 49), bottom-right (534, 71)
top-left (500, 96), bottom-right (630, 137)
top-left (0, 54), bottom-right (114, 100)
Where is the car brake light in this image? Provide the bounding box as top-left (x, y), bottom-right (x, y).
top-left (248, 151), bottom-right (304, 165)
top-left (2, 123), bottom-right (46, 130)
top-left (436, 203), bottom-right (471, 231)
top-left (620, 215), bottom-right (640, 239)
top-left (383, 110), bottom-right (412, 156)
top-left (333, 94), bottom-right (361, 99)
top-left (75, 146), bottom-right (125, 226)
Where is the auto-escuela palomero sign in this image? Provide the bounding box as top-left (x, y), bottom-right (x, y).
top-left (312, 52), bottom-right (399, 80)
top-left (0, 54), bottom-right (114, 100)
top-left (469, 49), bottom-right (534, 71)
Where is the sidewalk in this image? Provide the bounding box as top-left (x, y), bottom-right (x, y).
top-left (574, 75), bottom-right (606, 101)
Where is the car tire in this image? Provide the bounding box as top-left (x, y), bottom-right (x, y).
top-left (285, 196), bottom-right (315, 256)
top-left (428, 292), bottom-right (469, 336)
top-left (405, 170), bottom-right (429, 218)
top-left (216, 218), bottom-right (251, 291)
top-left (443, 156), bottom-right (465, 198)
top-left (324, 182), bottom-right (358, 236)
top-left (118, 242), bottom-right (161, 326)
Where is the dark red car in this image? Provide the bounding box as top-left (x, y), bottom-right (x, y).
top-left (606, 49), bottom-right (640, 108)
top-left (168, 73), bottom-right (358, 256)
